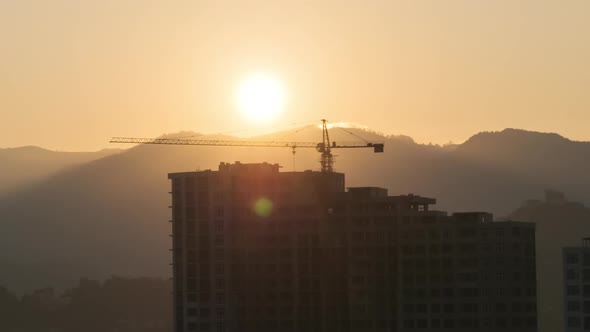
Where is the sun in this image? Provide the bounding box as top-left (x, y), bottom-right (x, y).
top-left (236, 73), bottom-right (286, 123)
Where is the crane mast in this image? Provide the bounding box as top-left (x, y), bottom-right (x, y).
top-left (319, 119), bottom-right (334, 173)
top-left (110, 119), bottom-right (383, 172)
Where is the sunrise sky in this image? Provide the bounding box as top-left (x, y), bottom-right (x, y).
top-left (1, 0), bottom-right (589, 151)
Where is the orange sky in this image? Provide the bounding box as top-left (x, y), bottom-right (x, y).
top-left (1, 0), bottom-right (589, 151)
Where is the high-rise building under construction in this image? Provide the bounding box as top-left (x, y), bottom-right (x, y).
top-left (169, 162), bottom-right (537, 332)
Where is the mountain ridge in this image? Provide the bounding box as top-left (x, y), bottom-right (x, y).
top-left (1, 126), bottom-right (589, 298)
top-left (0, 146), bottom-right (122, 197)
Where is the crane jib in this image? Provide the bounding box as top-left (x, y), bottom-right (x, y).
top-left (110, 137), bottom-right (383, 151)
top-left (110, 120), bottom-right (384, 172)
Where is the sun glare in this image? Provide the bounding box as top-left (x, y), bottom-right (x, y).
top-left (236, 73), bottom-right (285, 123)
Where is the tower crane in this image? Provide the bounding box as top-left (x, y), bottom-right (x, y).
top-left (110, 119), bottom-right (384, 173)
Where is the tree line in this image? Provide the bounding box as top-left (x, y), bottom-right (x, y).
top-left (0, 276), bottom-right (172, 332)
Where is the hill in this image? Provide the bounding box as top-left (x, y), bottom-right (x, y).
top-left (1, 127), bottom-right (590, 294)
top-left (0, 146), bottom-right (122, 197)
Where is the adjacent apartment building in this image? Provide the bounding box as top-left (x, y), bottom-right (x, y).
top-left (168, 162), bottom-right (537, 332)
top-left (563, 238), bottom-right (590, 332)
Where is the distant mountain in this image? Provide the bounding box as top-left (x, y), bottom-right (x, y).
top-left (0, 146), bottom-right (121, 197)
top-left (455, 129), bottom-right (590, 197)
top-left (1, 127), bottom-right (590, 294)
top-left (509, 190), bottom-right (590, 332)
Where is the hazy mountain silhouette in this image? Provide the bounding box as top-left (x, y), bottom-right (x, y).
top-left (1, 126), bottom-right (589, 294)
top-left (509, 190), bottom-right (590, 332)
top-left (0, 276), bottom-right (172, 332)
top-left (0, 146), bottom-right (121, 197)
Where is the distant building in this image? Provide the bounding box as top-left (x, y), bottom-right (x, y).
top-left (168, 162), bottom-right (537, 332)
top-left (563, 238), bottom-right (590, 332)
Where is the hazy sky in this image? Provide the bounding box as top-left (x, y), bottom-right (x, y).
top-left (1, 0), bottom-right (589, 151)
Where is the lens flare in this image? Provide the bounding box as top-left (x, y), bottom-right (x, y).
top-left (254, 197), bottom-right (273, 217)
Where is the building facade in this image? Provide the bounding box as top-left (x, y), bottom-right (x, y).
top-left (563, 238), bottom-right (590, 332)
top-left (169, 162), bottom-right (537, 332)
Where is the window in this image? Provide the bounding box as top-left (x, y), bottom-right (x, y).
top-left (187, 279), bottom-right (197, 292)
top-left (215, 292), bottom-right (225, 304)
top-left (512, 227), bottom-right (521, 236)
top-left (512, 302), bottom-right (521, 312)
top-left (461, 303), bottom-right (478, 313)
top-left (527, 317), bottom-right (537, 327)
top-left (443, 288), bottom-right (454, 297)
top-left (459, 228), bottom-right (476, 238)
top-left (460, 318), bottom-right (476, 328)
top-left (430, 288), bottom-right (441, 298)
top-left (495, 241), bottom-right (505, 253)
top-left (430, 273), bottom-right (441, 283)
top-left (568, 316), bottom-right (581, 327)
top-left (415, 245), bottom-right (426, 254)
top-left (216, 307), bottom-right (225, 318)
top-left (200, 307), bottom-right (211, 317)
top-left (402, 245), bottom-right (413, 254)
top-left (512, 317), bottom-right (522, 328)
top-left (443, 303), bottom-right (454, 313)
top-left (187, 307), bottom-right (198, 316)
top-left (496, 302), bottom-right (507, 312)
top-left (403, 304), bottom-right (413, 314)
top-left (442, 259), bottom-right (453, 269)
top-left (567, 301), bottom-right (580, 312)
top-left (496, 317), bottom-right (507, 327)
top-left (416, 319), bottom-right (428, 328)
top-left (443, 230), bottom-right (451, 239)
top-left (429, 245), bottom-right (440, 254)
top-left (403, 320), bottom-right (414, 328)
top-left (415, 289), bottom-right (426, 299)
top-left (431, 319), bottom-right (440, 328)
top-left (512, 243), bottom-right (521, 252)
top-left (214, 219), bottom-right (224, 231)
top-left (216, 322), bottom-right (225, 332)
top-left (443, 319), bottom-right (454, 328)
top-left (567, 253), bottom-right (580, 264)
top-left (567, 269), bottom-right (578, 280)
